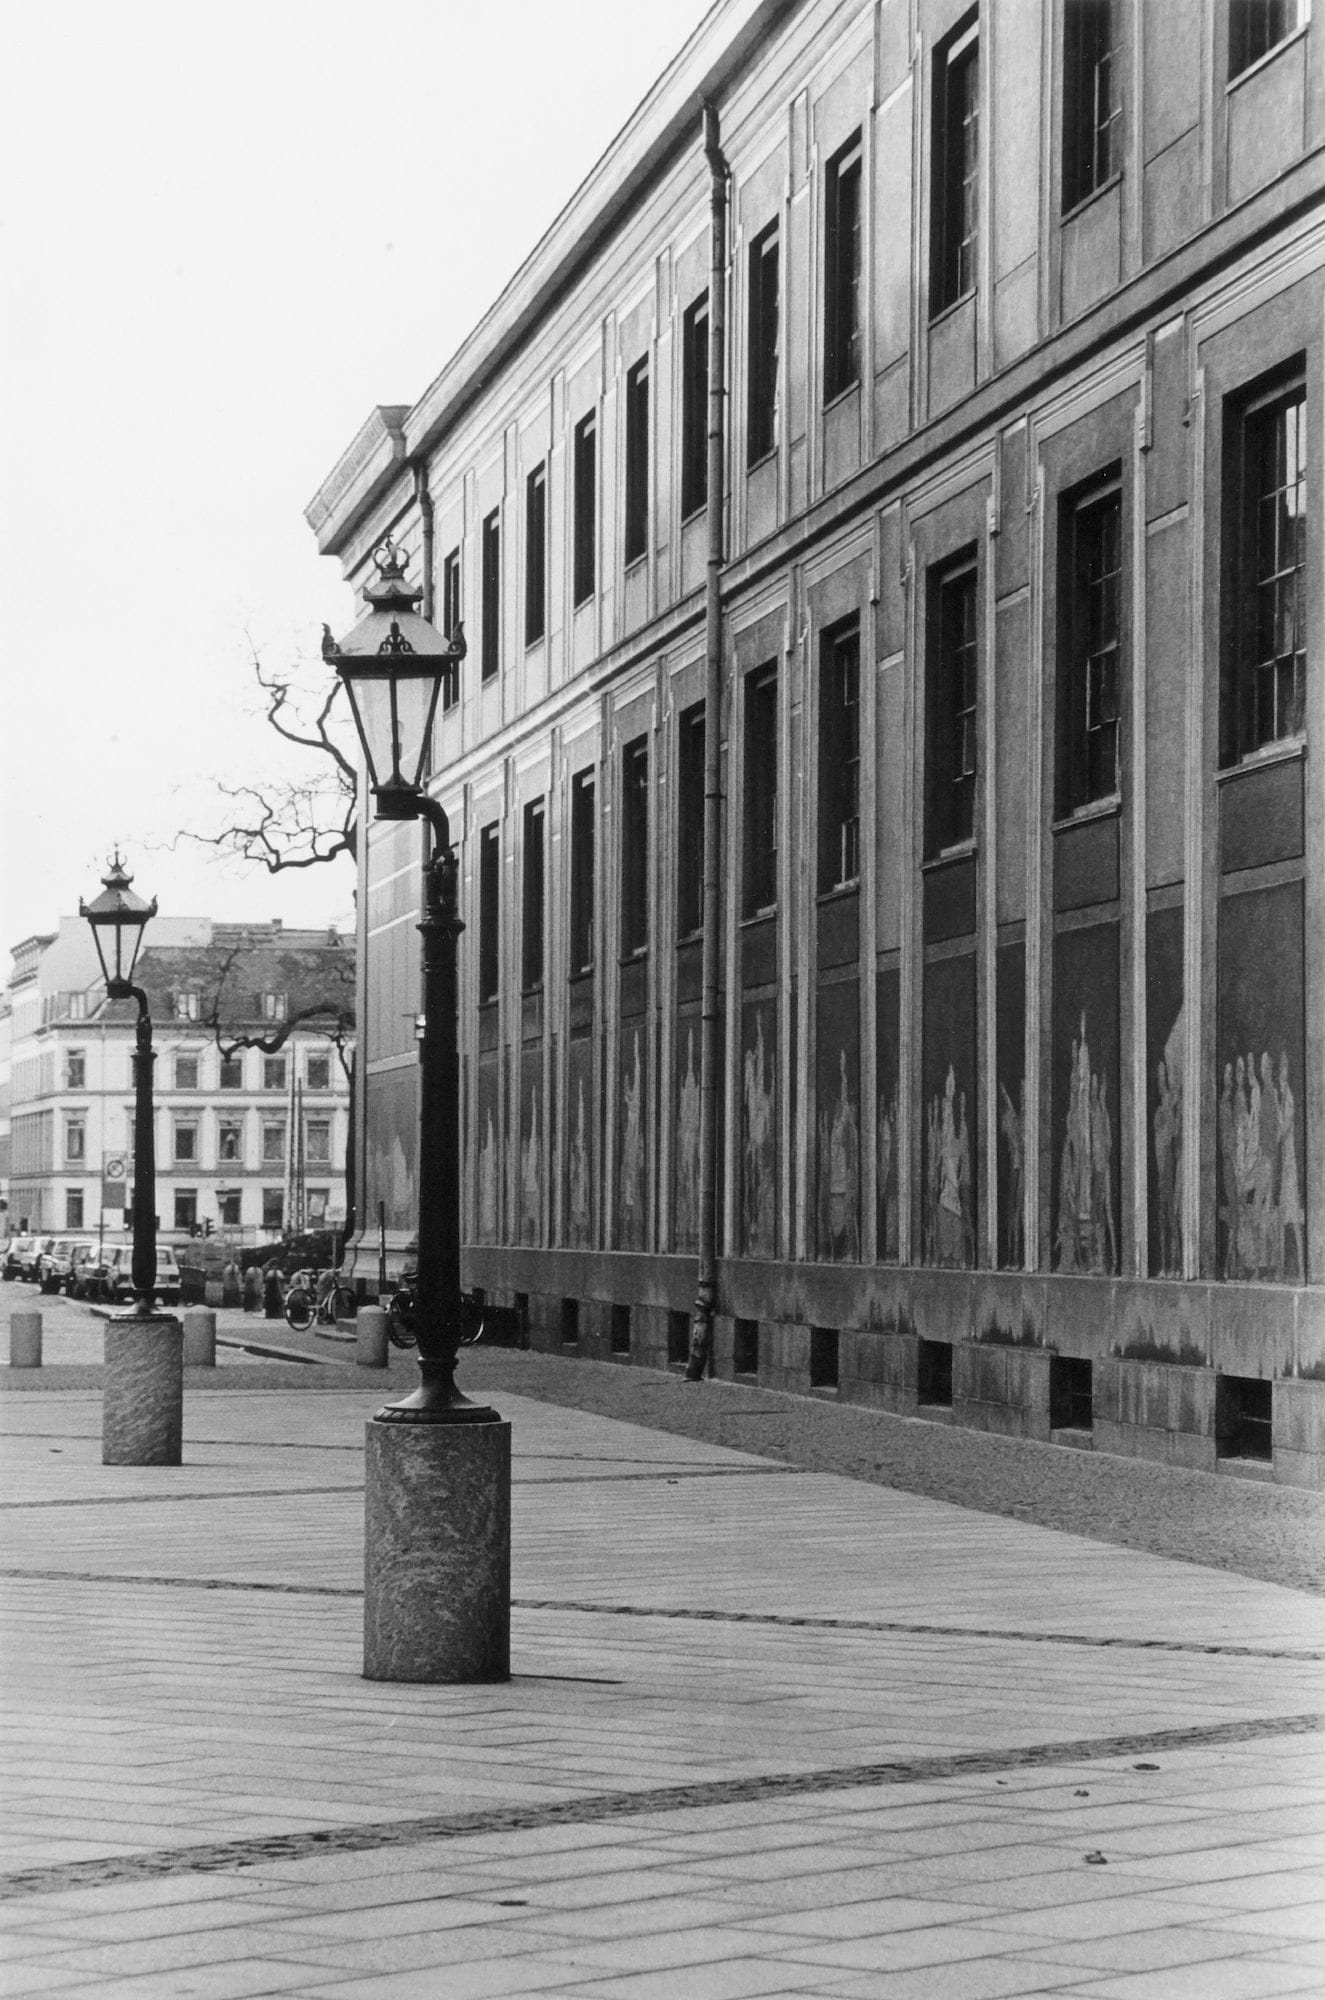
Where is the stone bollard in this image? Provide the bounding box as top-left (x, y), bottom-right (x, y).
top-left (363, 1418), bottom-right (511, 1682)
top-left (182, 1308), bottom-right (217, 1367)
top-left (103, 1316), bottom-right (183, 1466)
top-left (10, 1310), bottom-right (42, 1369)
top-left (356, 1306), bottom-right (390, 1369)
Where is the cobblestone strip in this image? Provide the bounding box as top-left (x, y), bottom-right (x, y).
top-left (2, 1568), bottom-right (1319, 1659)
top-left (1, 1713), bottom-right (1318, 1903)
top-left (0, 1485), bottom-right (359, 1510)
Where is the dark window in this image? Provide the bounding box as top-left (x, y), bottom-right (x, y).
top-left (569, 771), bottom-right (596, 977)
top-left (442, 547), bottom-right (462, 709)
top-left (65, 1189), bottom-right (85, 1230)
top-left (668, 1310), bottom-right (690, 1365)
top-left (1230, 0), bottom-right (1298, 77)
top-left (174, 1190), bottom-right (197, 1231)
top-left (610, 1303), bottom-right (631, 1355)
top-left (522, 798), bottom-right (545, 991)
top-left (917, 1337), bottom-right (953, 1405)
top-left (306, 1055), bottom-right (331, 1091)
top-left (218, 1191), bottom-right (242, 1226)
top-left (525, 463), bottom-right (546, 646)
top-left (743, 664), bottom-right (778, 917)
top-left (624, 358), bottom-right (649, 565)
top-left (733, 1317), bottom-right (759, 1375)
top-left (1224, 373), bottom-right (1307, 764)
top-left (747, 220), bottom-right (780, 462)
top-left (65, 1050), bottom-right (85, 1090)
top-left (1216, 1374), bottom-right (1273, 1460)
top-left (676, 702), bottom-right (705, 939)
top-left (681, 292), bottom-right (709, 518)
top-left (809, 1327), bottom-right (840, 1389)
top-left (928, 556), bottom-right (978, 852)
top-left (263, 1056), bottom-right (286, 1091)
top-left (824, 135), bottom-right (862, 402)
top-left (1050, 1355), bottom-right (1095, 1430)
top-left (573, 412), bottom-right (597, 605)
top-left (478, 822), bottom-right (500, 1004)
top-left (1063, 0), bottom-right (1119, 211)
top-left (481, 510), bottom-right (500, 682)
top-left (620, 735), bottom-right (649, 957)
top-left (560, 1296), bottom-right (579, 1345)
top-left (220, 1054), bottom-right (243, 1089)
top-left (818, 624), bottom-right (861, 893)
top-left (262, 1188), bottom-right (283, 1230)
top-left (1059, 475), bottom-right (1123, 812)
top-left (174, 1054), bottom-right (199, 1091)
top-left (219, 1122), bottom-right (242, 1163)
top-left (932, 15), bottom-right (979, 314)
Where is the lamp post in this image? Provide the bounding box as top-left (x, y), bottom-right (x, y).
top-left (81, 855), bottom-right (183, 1468)
top-left (325, 535), bottom-right (508, 1682)
top-left (80, 854), bottom-right (160, 1318)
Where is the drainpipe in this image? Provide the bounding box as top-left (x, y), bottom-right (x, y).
top-left (687, 101), bottom-right (729, 1381)
top-left (415, 462), bottom-right (435, 620)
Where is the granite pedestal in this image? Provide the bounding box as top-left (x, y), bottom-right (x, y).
top-left (363, 1416), bottom-right (511, 1682)
top-left (182, 1308), bottom-right (216, 1367)
top-left (10, 1310), bottom-right (42, 1368)
top-left (103, 1315), bottom-right (183, 1465)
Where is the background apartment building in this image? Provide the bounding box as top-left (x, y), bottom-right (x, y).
top-left (309, 0), bottom-right (1323, 1479)
top-left (6, 918), bottom-right (353, 1251)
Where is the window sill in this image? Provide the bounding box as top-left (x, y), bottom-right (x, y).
top-left (922, 841), bottom-right (976, 872)
top-left (1217, 736), bottom-right (1305, 783)
top-left (571, 593), bottom-right (595, 613)
top-left (1227, 23), bottom-right (1308, 92)
top-left (822, 379), bottom-right (860, 414)
top-left (1061, 171), bottom-right (1122, 226)
top-left (623, 552), bottom-right (647, 576)
top-left (740, 905), bottom-right (777, 927)
top-left (680, 501), bottom-right (707, 528)
top-left (928, 288), bottom-right (976, 330)
top-left (675, 928), bottom-right (703, 948)
top-left (524, 633), bottom-right (546, 654)
top-left (816, 878), bottom-right (860, 905)
top-left (1051, 794), bottom-right (1121, 835)
top-left (746, 445), bottom-right (778, 474)
top-left (618, 948), bottom-right (649, 968)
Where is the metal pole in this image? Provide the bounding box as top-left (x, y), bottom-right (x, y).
top-left (129, 995), bottom-right (158, 1315)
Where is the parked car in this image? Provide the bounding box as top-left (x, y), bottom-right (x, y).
top-left (68, 1246), bottom-right (114, 1301)
top-left (38, 1238), bottom-right (101, 1294)
top-left (3, 1234), bottom-right (45, 1281)
top-left (101, 1244), bottom-right (182, 1305)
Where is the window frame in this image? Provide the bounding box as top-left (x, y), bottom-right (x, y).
top-left (624, 357), bottom-right (650, 567)
top-left (747, 220), bottom-right (780, 464)
top-left (676, 703), bottom-right (706, 941)
top-left (441, 546), bottom-right (462, 710)
top-left (525, 462), bottom-right (547, 647)
top-left (218, 1120), bottom-right (243, 1165)
top-left (173, 1120), bottom-right (199, 1165)
top-left (569, 770), bottom-right (597, 978)
top-left (817, 622), bottom-right (862, 896)
top-left (681, 292), bottom-right (710, 519)
top-left (480, 508), bottom-right (501, 682)
top-left (173, 1052), bottom-right (200, 1092)
top-left (931, 13), bottom-right (980, 317)
top-left (521, 797), bottom-right (546, 993)
top-left (261, 1120), bottom-right (286, 1166)
top-left (619, 735), bottom-right (650, 959)
top-left (262, 1056), bottom-right (287, 1092)
top-left (823, 136), bottom-right (863, 403)
top-left (573, 411), bottom-right (597, 606)
top-left (1222, 365), bottom-right (1308, 766)
top-left (1057, 469), bottom-right (1124, 815)
top-left (926, 552), bottom-right (980, 855)
top-left (1062, 0), bottom-right (1120, 214)
top-left (742, 663), bottom-right (779, 919)
top-left (478, 820), bottom-right (501, 1006)
top-left (1229, 0), bottom-right (1302, 79)
top-left (219, 1053), bottom-right (244, 1090)
top-left (305, 1054), bottom-right (331, 1091)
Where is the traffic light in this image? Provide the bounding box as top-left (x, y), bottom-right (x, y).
top-left (204, 1219), bottom-right (214, 1237)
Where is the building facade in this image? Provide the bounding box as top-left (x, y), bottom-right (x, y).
top-left (310, 0), bottom-right (1324, 1480)
top-left (5, 919), bottom-right (353, 1251)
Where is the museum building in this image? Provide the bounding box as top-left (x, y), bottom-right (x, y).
top-left (309, 0), bottom-right (1325, 1481)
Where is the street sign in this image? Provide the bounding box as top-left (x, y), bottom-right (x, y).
top-left (102, 1154), bottom-right (128, 1210)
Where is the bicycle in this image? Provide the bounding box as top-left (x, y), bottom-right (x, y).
top-left (385, 1273), bottom-right (485, 1352)
top-left (284, 1269), bottom-right (357, 1332)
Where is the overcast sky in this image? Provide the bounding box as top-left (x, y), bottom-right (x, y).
top-left (1, 0), bottom-right (712, 956)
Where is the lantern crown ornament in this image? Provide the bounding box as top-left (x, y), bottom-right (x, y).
top-left (79, 851), bottom-right (158, 996)
top-left (323, 535), bottom-right (466, 818)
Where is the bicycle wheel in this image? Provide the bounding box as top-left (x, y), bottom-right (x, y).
top-left (386, 1290), bottom-right (417, 1349)
top-left (329, 1284), bottom-right (357, 1324)
top-left (285, 1288), bottom-right (314, 1331)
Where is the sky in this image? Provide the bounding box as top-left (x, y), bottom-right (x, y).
top-left (1, 0), bottom-right (713, 955)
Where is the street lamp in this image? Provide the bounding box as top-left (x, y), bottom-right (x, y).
top-left (324, 535), bottom-right (495, 1427)
top-left (81, 853), bottom-right (161, 1319)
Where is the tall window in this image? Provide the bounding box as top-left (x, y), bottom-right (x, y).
top-left (823, 137), bottom-right (862, 402)
top-left (65, 1118), bottom-right (86, 1164)
top-left (620, 736), bottom-right (650, 957)
top-left (569, 771), bottom-right (596, 976)
top-left (306, 1054), bottom-right (331, 1091)
top-left (676, 703), bottom-right (705, 939)
top-left (442, 546), bottom-right (462, 710)
top-left (65, 1189), bottom-right (85, 1230)
top-left (1063, 0), bottom-right (1119, 211)
top-left (262, 1189), bottom-right (284, 1231)
top-left (743, 665), bottom-right (778, 917)
top-left (218, 1191), bottom-right (242, 1227)
top-left (263, 1056), bottom-right (286, 1091)
top-left (65, 1049), bottom-right (85, 1090)
top-left (681, 292), bottom-right (709, 517)
top-left (818, 625), bottom-right (861, 893)
top-left (175, 1190), bottom-right (198, 1231)
top-left (624, 358), bottom-right (650, 565)
top-left (174, 1053), bottom-right (199, 1091)
top-left (478, 821), bottom-right (500, 1004)
top-left (1230, 0), bottom-right (1301, 77)
top-left (262, 1121), bottom-right (286, 1164)
top-left (306, 1120), bottom-right (331, 1165)
top-left (481, 509), bottom-right (500, 682)
top-left (573, 412), bottom-right (597, 605)
top-left (1059, 476), bottom-right (1123, 811)
top-left (174, 1122), bottom-right (198, 1164)
top-left (929, 556), bottom-right (979, 851)
top-left (219, 1120), bottom-right (242, 1164)
top-left (525, 463), bottom-right (547, 645)
top-left (932, 15), bottom-right (979, 314)
top-left (220, 1053), bottom-right (244, 1089)
top-left (1225, 373), bottom-right (1307, 763)
top-left (522, 798), bottom-right (546, 991)
top-left (747, 221), bottom-right (780, 463)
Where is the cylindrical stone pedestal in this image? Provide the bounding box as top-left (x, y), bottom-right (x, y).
top-left (182, 1308), bottom-right (217, 1367)
top-left (356, 1306), bottom-right (390, 1369)
top-left (10, 1311), bottom-right (42, 1368)
top-left (103, 1316), bottom-right (183, 1466)
top-left (363, 1418), bottom-right (511, 1682)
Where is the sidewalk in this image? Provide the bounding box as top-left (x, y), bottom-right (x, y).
top-left (1, 1336), bottom-right (1323, 1999)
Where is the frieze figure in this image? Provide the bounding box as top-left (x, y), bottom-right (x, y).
top-left (1220, 1045), bottom-right (1304, 1282)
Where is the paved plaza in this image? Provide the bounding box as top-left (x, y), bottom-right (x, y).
top-left (2, 1301), bottom-right (1323, 1998)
